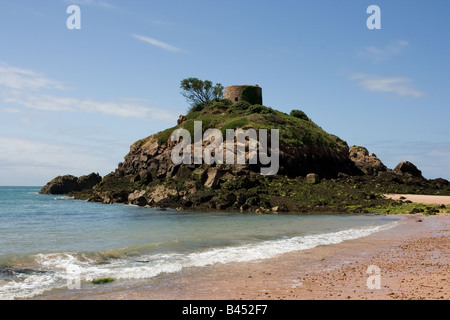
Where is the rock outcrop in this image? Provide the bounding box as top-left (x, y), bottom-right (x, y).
top-left (394, 161), bottom-right (423, 178)
top-left (39, 99), bottom-right (450, 213)
top-left (349, 146), bottom-right (387, 175)
top-left (39, 173), bottom-right (102, 195)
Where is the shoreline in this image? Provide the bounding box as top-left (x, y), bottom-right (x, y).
top-left (34, 213), bottom-right (449, 300)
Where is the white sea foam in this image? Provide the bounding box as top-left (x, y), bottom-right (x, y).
top-left (0, 221), bottom-right (399, 300)
top-left (53, 196), bottom-right (74, 200)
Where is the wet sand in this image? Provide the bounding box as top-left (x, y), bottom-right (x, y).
top-left (60, 213), bottom-right (448, 301)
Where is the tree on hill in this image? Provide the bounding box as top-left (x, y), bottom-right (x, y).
top-left (180, 78), bottom-right (224, 106)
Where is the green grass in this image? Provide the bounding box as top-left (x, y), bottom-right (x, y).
top-left (156, 126), bottom-right (178, 145)
top-left (172, 101), bottom-right (344, 152)
top-left (221, 118), bottom-right (250, 135)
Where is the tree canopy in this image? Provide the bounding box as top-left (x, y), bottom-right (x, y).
top-left (180, 78), bottom-right (224, 106)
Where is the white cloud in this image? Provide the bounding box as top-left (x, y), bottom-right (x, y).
top-left (132, 34), bottom-right (185, 53)
top-left (0, 64), bottom-right (65, 91)
top-left (350, 73), bottom-right (424, 98)
top-left (4, 92), bottom-right (176, 121)
top-left (359, 40), bottom-right (409, 62)
top-left (0, 63), bottom-right (180, 122)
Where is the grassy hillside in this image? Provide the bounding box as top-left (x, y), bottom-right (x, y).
top-left (135, 99), bottom-right (347, 152)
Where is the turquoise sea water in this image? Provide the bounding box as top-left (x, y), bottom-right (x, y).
top-left (0, 186), bottom-right (400, 299)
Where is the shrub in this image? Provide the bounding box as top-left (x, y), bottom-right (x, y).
top-left (249, 104), bottom-right (263, 113)
top-left (290, 109), bottom-right (309, 121)
top-left (157, 126), bottom-right (178, 145)
top-left (185, 110), bottom-right (200, 120)
top-left (210, 99), bottom-right (233, 111)
top-left (248, 104), bottom-right (274, 114)
top-left (189, 101), bottom-right (208, 113)
top-left (221, 118), bottom-right (249, 135)
top-left (232, 100), bottom-right (251, 110)
top-left (221, 98), bottom-right (233, 106)
top-left (210, 101), bottom-right (224, 109)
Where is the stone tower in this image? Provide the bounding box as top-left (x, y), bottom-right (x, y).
top-left (224, 85), bottom-right (263, 105)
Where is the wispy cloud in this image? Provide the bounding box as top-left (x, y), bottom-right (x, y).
top-left (350, 73), bottom-right (424, 98)
top-left (0, 63), bottom-right (179, 122)
top-left (4, 93), bottom-right (176, 121)
top-left (358, 40), bottom-right (409, 62)
top-left (0, 64), bottom-right (65, 91)
top-left (0, 107), bottom-right (21, 114)
top-left (132, 34), bottom-right (185, 53)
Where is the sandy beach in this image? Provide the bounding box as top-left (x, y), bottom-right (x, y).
top-left (52, 206), bottom-right (448, 300)
top-left (385, 194), bottom-right (450, 205)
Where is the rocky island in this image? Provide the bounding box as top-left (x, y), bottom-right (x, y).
top-left (40, 81), bottom-right (450, 214)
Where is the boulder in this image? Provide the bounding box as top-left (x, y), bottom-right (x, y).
top-left (349, 146), bottom-right (387, 175)
top-left (394, 161), bottom-right (423, 178)
top-left (306, 173), bottom-right (320, 184)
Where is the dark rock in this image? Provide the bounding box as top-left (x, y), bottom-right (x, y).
top-left (109, 191), bottom-right (131, 204)
top-left (425, 207), bottom-right (439, 215)
top-left (181, 199), bottom-right (193, 207)
top-left (138, 170), bottom-right (153, 184)
top-left (215, 193), bottom-right (237, 209)
top-left (176, 166), bottom-right (192, 179)
top-left (409, 208), bottom-right (423, 214)
top-left (40, 173), bottom-right (101, 195)
top-left (77, 173), bottom-right (102, 190)
top-left (377, 171), bottom-right (403, 184)
top-left (39, 175), bottom-right (79, 195)
top-left (128, 190), bottom-right (147, 206)
top-left (429, 178), bottom-right (449, 189)
top-left (135, 196), bottom-right (148, 207)
top-left (245, 196), bottom-right (260, 206)
top-left (394, 161), bottom-right (423, 178)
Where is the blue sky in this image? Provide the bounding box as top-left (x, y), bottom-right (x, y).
top-left (0, 0), bottom-right (449, 185)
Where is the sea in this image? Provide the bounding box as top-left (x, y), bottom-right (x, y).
top-left (0, 186), bottom-right (401, 300)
